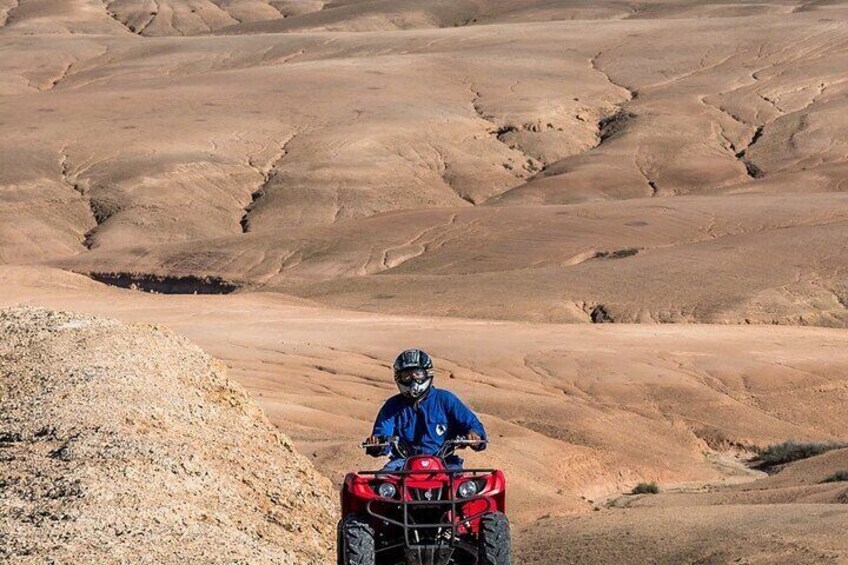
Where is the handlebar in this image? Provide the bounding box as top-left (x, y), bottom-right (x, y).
top-left (359, 435), bottom-right (400, 449)
top-left (362, 435), bottom-right (411, 458)
top-left (361, 435), bottom-right (486, 459)
top-left (437, 437), bottom-right (486, 458)
top-left (446, 438), bottom-right (485, 446)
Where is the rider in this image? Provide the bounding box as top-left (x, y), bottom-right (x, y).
top-left (365, 348), bottom-right (487, 471)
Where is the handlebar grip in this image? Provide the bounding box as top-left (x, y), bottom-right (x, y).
top-left (360, 435), bottom-right (400, 449)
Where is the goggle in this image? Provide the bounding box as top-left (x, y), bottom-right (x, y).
top-left (396, 368), bottom-right (430, 385)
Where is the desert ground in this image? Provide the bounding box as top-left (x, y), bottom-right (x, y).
top-left (2, 0), bottom-right (848, 562)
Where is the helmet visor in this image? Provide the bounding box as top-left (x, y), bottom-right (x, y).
top-left (396, 368), bottom-right (430, 385)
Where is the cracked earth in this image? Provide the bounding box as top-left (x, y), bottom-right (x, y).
top-left (2, 1), bottom-right (848, 563)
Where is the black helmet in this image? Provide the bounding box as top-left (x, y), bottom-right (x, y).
top-left (393, 348), bottom-right (434, 400)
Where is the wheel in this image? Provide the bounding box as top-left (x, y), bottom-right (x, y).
top-left (338, 514), bottom-right (375, 565)
top-left (478, 512), bottom-right (510, 565)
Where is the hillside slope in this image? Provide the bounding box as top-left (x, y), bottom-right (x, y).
top-left (4, 267), bottom-right (848, 523)
top-left (2, 2), bottom-right (847, 327)
top-left (516, 449), bottom-right (848, 563)
top-left (0, 307), bottom-right (335, 563)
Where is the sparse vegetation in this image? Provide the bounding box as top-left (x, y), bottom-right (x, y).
top-left (821, 471), bottom-right (848, 483)
top-left (631, 482), bottom-right (659, 494)
top-left (755, 441), bottom-right (847, 470)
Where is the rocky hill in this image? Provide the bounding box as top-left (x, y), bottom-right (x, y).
top-left (0, 307), bottom-right (336, 563)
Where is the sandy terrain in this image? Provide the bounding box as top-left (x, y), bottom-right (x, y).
top-left (2, 0), bottom-right (848, 325)
top-left (2, 0), bottom-right (848, 562)
top-left (518, 448), bottom-right (848, 563)
top-left (3, 267), bottom-right (848, 561)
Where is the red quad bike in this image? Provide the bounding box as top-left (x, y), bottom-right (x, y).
top-left (338, 436), bottom-right (510, 565)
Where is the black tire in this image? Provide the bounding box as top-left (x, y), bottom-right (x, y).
top-left (339, 514), bottom-right (375, 565)
top-left (479, 512), bottom-right (510, 565)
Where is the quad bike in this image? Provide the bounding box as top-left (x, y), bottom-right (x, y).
top-left (338, 435), bottom-right (510, 565)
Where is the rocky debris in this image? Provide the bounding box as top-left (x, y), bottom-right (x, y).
top-left (589, 305), bottom-right (614, 324)
top-left (0, 307), bottom-right (335, 563)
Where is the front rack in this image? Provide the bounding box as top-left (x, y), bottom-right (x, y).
top-left (359, 467), bottom-right (496, 555)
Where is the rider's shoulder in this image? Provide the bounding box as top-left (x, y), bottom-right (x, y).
top-left (382, 393), bottom-right (407, 409)
top-left (431, 387), bottom-right (460, 404)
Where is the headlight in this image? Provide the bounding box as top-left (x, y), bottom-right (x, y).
top-left (457, 479), bottom-right (480, 499)
top-left (377, 482), bottom-right (397, 499)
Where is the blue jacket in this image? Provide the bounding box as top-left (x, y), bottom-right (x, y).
top-left (371, 387), bottom-right (486, 460)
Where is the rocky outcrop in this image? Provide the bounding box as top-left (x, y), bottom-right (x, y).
top-left (0, 307), bottom-right (336, 563)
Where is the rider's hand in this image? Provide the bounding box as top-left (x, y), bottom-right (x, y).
top-left (459, 431), bottom-right (483, 449)
top-left (364, 435), bottom-right (384, 457)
